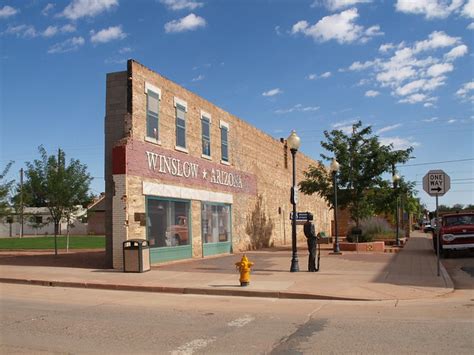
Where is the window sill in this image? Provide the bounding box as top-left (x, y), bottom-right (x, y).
top-left (175, 146), bottom-right (189, 154)
top-left (221, 160), bottom-right (230, 166)
top-left (145, 137), bottom-right (161, 145)
top-left (201, 154), bottom-right (212, 161)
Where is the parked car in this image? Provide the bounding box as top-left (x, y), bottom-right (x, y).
top-left (432, 212), bottom-right (474, 257)
top-left (423, 223), bottom-right (433, 233)
top-left (165, 216), bottom-right (188, 246)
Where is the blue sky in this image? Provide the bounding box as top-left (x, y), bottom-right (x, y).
top-left (1, 0), bottom-right (473, 211)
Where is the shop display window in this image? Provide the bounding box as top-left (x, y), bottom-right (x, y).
top-left (201, 203), bottom-right (231, 243)
top-left (147, 198), bottom-right (190, 247)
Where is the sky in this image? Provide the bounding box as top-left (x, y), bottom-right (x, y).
top-left (1, 0), bottom-right (473, 211)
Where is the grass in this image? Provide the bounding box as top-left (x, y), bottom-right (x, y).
top-left (0, 235), bottom-right (105, 250)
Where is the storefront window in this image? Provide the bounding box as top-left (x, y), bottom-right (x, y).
top-left (201, 203), bottom-right (231, 243)
top-left (147, 198), bottom-right (190, 247)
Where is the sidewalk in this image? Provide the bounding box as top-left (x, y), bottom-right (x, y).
top-left (0, 232), bottom-right (453, 301)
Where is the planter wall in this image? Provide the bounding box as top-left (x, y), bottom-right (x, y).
top-left (339, 241), bottom-right (385, 252)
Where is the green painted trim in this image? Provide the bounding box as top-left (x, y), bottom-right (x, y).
top-left (150, 245), bottom-right (192, 263)
top-left (203, 241), bottom-right (232, 257)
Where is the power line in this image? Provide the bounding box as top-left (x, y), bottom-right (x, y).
top-left (399, 158), bottom-right (474, 167)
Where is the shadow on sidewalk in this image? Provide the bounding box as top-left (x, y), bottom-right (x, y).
top-left (0, 250), bottom-right (108, 269)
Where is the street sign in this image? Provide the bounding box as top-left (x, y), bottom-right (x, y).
top-left (423, 170), bottom-right (451, 196)
top-left (290, 212), bottom-right (311, 221)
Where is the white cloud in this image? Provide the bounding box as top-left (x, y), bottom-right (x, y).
top-left (348, 60), bottom-right (376, 71)
top-left (164, 13), bottom-right (206, 33)
top-left (291, 8), bottom-right (383, 44)
top-left (395, 0), bottom-right (464, 19)
top-left (423, 117), bottom-right (438, 122)
top-left (456, 81), bottom-right (474, 99)
top-left (0, 5), bottom-right (19, 18)
top-left (119, 47), bottom-right (132, 53)
top-left (90, 26), bottom-right (126, 44)
top-left (447, 118), bottom-right (457, 123)
top-left (427, 62), bottom-right (453, 77)
top-left (346, 31), bottom-right (465, 106)
top-left (467, 22), bottom-right (474, 29)
top-left (43, 26), bottom-right (59, 37)
top-left (413, 31), bottom-right (460, 53)
top-left (307, 72), bottom-right (331, 80)
top-left (275, 104), bottom-right (320, 114)
top-left (160, 0), bottom-right (204, 11)
top-left (61, 24), bottom-right (77, 33)
top-left (365, 90), bottom-right (380, 97)
top-left (462, 0), bottom-right (474, 17)
top-left (380, 136), bottom-right (420, 149)
top-left (48, 36), bottom-right (85, 54)
top-left (4, 25), bottom-right (37, 38)
top-left (262, 88), bottom-right (283, 97)
top-left (191, 74), bottom-right (204, 82)
top-left (444, 44), bottom-right (469, 61)
top-left (42, 3), bottom-right (55, 16)
top-left (61, 0), bottom-right (118, 20)
top-left (332, 120), bottom-right (358, 134)
top-left (376, 123), bottom-right (402, 134)
top-left (316, 0), bottom-right (373, 11)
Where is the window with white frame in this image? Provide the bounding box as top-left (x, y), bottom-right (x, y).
top-left (145, 83), bottom-right (161, 142)
top-left (220, 121), bottom-right (229, 163)
top-left (201, 112), bottom-right (211, 157)
top-left (175, 98), bottom-right (187, 150)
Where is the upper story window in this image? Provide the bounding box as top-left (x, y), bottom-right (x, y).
top-left (174, 97), bottom-right (188, 151)
top-left (201, 111), bottom-right (211, 158)
top-left (220, 120), bottom-right (229, 164)
top-left (145, 83), bottom-right (161, 143)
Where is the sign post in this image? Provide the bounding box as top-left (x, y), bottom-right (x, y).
top-left (423, 170), bottom-right (451, 277)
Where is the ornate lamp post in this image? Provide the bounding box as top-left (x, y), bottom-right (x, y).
top-left (392, 173), bottom-right (401, 247)
top-left (288, 130), bottom-right (301, 272)
top-left (330, 158), bottom-right (341, 254)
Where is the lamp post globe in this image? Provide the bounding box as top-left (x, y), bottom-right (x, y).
top-left (330, 158), bottom-right (341, 254)
top-left (392, 173), bottom-right (401, 247)
top-left (288, 130), bottom-right (300, 272)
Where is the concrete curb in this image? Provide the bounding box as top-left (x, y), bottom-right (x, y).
top-left (0, 277), bottom-right (375, 302)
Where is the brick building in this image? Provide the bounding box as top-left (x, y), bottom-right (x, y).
top-left (105, 60), bottom-right (331, 269)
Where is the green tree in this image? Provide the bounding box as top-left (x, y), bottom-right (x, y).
top-left (299, 121), bottom-right (413, 227)
top-left (20, 146), bottom-right (92, 254)
top-left (0, 161), bottom-right (14, 217)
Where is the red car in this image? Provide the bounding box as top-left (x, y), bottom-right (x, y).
top-left (433, 212), bottom-right (474, 257)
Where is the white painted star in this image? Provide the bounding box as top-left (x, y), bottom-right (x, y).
top-left (202, 169), bottom-right (208, 179)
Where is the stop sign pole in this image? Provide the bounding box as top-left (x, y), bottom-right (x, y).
top-left (423, 170), bottom-right (451, 277)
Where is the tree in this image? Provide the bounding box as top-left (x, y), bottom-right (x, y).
top-left (20, 146), bottom-right (92, 254)
top-left (299, 121), bottom-right (413, 227)
top-left (245, 195), bottom-right (274, 250)
top-left (0, 162), bottom-right (15, 218)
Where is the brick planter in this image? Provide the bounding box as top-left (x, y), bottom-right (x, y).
top-left (339, 241), bottom-right (385, 252)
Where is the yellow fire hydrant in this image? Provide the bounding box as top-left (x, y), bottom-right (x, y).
top-left (235, 254), bottom-right (254, 287)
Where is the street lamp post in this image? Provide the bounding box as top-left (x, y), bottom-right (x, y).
top-left (288, 130), bottom-right (300, 272)
top-left (330, 158), bottom-right (341, 254)
top-left (392, 173), bottom-right (400, 247)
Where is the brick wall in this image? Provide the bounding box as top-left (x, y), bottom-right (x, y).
top-left (105, 60), bottom-right (331, 267)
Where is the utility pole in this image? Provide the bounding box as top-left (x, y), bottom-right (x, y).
top-left (20, 168), bottom-right (24, 238)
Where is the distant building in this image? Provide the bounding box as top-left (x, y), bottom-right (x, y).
top-left (105, 60), bottom-right (331, 269)
top-left (87, 195), bottom-right (105, 235)
top-left (0, 207), bottom-right (87, 237)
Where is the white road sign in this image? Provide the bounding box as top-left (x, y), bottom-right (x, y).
top-left (423, 170), bottom-right (451, 196)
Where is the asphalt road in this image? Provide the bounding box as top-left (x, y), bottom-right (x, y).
top-left (1, 282), bottom-right (473, 354)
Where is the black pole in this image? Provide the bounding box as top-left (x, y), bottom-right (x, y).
top-left (290, 149), bottom-right (299, 272)
top-left (395, 185), bottom-right (400, 247)
top-left (333, 171), bottom-right (340, 253)
top-left (436, 194), bottom-right (440, 277)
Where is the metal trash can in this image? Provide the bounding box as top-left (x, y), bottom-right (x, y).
top-left (123, 239), bottom-right (151, 273)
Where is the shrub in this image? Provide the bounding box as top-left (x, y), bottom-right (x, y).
top-left (346, 217), bottom-right (394, 243)
top-left (245, 195), bottom-right (274, 250)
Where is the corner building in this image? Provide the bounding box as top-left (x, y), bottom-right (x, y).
top-left (105, 60), bottom-right (330, 269)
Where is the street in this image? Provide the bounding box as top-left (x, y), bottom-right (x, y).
top-left (1, 276), bottom-right (473, 354)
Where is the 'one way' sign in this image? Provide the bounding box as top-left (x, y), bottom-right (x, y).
top-left (423, 170), bottom-right (451, 196)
